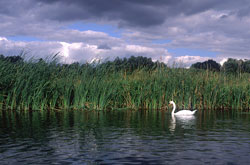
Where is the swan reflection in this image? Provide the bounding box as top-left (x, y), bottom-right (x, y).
top-left (169, 114), bottom-right (196, 132)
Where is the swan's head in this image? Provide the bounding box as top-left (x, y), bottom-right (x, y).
top-left (169, 101), bottom-right (174, 105)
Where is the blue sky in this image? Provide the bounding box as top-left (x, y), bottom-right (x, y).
top-left (7, 36), bottom-right (43, 42)
top-left (0, 0), bottom-right (249, 65)
top-left (167, 48), bottom-right (217, 58)
top-left (152, 39), bottom-right (171, 44)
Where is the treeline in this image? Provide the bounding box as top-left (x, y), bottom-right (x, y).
top-left (191, 58), bottom-right (250, 74)
top-left (0, 54), bottom-right (24, 63)
top-left (98, 56), bottom-right (166, 72)
top-left (1, 54), bottom-right (249, 74)
top-left (0, 54), bottom-right (166, 73)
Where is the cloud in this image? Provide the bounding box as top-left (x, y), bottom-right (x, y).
top-left (174, 55), bottom-right (209, 67)
top-left (1, 36), bottom-right (226, 67)
top-left (0, 37), bottom-right (172, 64)
top-left (97, 44), bottom-right (111, 50)
top-left (219, 58), bottom-right (228, 66)
top-left (35, 0), bottom-right (171, 27)
top-left (0, 37), bottom-right (62, 58)
top-left (33, 0), bottom-right (250, 27)
top-left (0, 0), bottom-right (250, 66)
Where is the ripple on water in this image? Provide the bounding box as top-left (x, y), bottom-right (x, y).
top-left (0, 110), bottom-right (250, 164)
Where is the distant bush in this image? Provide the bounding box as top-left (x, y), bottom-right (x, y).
top-left (191, 59), bottom-right (221, 71)
top-left (191, 58), bottom-right (250, 74)
top-left (222, 58), bottom-right (250, 74)
top-left (242, 60), bottom-right (250, 73)
top-left (98, 56), bottom-right (166, 72)
top-left (0, 55), bottom-right (24, 63)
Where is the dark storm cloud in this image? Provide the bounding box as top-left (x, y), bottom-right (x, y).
top-left (34, 0), bottom-right (250, 27)
top-left (1, 0), bottom-right (250, 62)
top-left (0, 0), bottom-right (32, 16)
top-left (36, 0), bottom-right (208, 26)
top-left (36, 0), bottom-right (171, 27)
top-left (2, 0), bottom-right (250, 29)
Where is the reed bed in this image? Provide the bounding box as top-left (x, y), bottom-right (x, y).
top-left (0, 59), bottom-right (249, 111)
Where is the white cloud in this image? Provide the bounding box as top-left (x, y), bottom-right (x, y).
top-left (0, 36), bottom-right (175, 65)
top-left (2, 34), bottom-right (237, 67)
top-left (0, 37), bottom-right (7, 41)
top-left (174, 55), bottom-right (210, 67)
top-left (3, 35), bottom-right (235, 67)
top-left (176, 55), bottom-right (209, 62)
top-left (0, 37), bottom-right (62, 58)
top-left (219, 58), bottom-right (228, 66)
top-left (126, 45), bottom-right (154, 53)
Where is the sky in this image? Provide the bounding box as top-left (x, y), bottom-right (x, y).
top-left (0, 0), bottom-right (250, 66)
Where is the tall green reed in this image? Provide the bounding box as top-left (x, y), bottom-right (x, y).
top-left (0, 58), bottom-right (249, 111)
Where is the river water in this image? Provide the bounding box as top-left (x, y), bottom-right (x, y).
top-left (0, 110), bottom-right (250, 164)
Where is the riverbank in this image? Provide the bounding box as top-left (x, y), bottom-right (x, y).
top-left (0, 57), bottom-right (249, 111)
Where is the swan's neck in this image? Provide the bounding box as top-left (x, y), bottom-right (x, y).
top-left (171, 103), bottom-right (176, 115)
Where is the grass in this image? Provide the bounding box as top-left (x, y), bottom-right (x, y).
top-left (0, 58), bottom-right (249, 111)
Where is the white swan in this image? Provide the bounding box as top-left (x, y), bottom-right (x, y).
top-left (169, 101), bottom-right (197, 116)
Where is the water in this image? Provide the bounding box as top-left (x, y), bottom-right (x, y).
top-left (0, 110), bottom-right (250, 164)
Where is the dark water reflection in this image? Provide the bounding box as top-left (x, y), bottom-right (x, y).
top-left (0, 110), bottom-right (250, 164)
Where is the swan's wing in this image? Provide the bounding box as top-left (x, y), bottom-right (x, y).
top-left (175, 110), bottom-right (196, 115)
